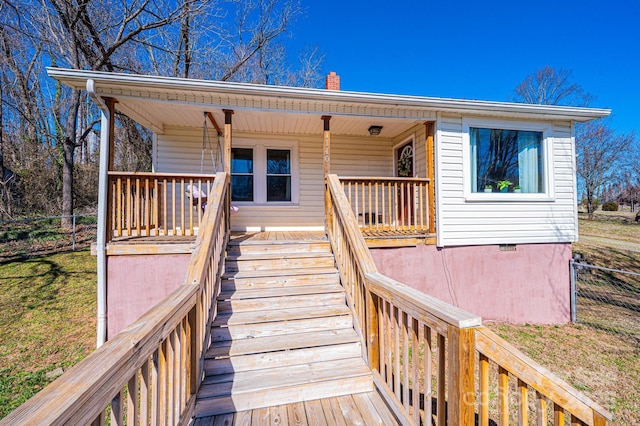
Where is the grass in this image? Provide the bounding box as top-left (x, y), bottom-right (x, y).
top-left (0, 250), bottom-right (96, 418)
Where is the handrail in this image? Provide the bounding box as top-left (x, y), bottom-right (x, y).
top-left (1, 172), bottom-right (230, 425)
top-left (475, 326), bottom-right (611, 426)
top-left (108, 171), bottom-right (217, 239)
top-left (326, 173), bottom-right (610, 426)
top-left (326, 174), bottom-right (478, 425)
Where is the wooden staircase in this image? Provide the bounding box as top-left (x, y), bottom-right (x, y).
top-left (194, 235), bottom-right (373, 418)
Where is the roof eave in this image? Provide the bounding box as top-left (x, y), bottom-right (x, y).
top-left (46, 67), bottom-right (611, 122)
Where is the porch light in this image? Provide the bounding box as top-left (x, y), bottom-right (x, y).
top-left (368, 125), bottom-right (383, 136)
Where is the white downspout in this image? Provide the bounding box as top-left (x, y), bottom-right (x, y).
top-left (87, 79), bottom-right (110, 348)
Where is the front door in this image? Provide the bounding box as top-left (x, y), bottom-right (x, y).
top-left (395, 141), bottom-right (414, 226)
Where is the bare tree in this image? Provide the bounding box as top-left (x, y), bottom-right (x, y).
top-left (576, 122), bottom-right (634, 220)
top-left (514, 66), bottom-right (594, 106)
top-left (1, 0), bottom-right (323, 220)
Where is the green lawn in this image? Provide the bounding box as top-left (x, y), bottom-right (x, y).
top-left (0, 250), bottom-right (96, 418)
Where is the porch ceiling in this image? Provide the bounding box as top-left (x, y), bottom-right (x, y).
top-left (118, 97), bottom-right (424, 138)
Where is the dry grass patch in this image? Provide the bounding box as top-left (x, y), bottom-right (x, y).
top-left (486, 322), bottom-right (639, 425)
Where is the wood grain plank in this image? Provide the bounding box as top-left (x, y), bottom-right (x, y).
top-left (303, 399), bottom-right (327, 426)
top-left (286, 401), bottom-right (308, 426)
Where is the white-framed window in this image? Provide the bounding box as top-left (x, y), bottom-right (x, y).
top-left (231, 140), bottom-right (299, 205)
top-left (462, 118), bottom-right (554, 201)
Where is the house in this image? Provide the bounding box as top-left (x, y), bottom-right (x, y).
top-left (47, 68), bottom-right (610, 340)
top-left (3, 68), bottom-right (612, 425)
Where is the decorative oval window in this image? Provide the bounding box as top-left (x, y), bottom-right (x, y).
top-left (397, 144), bottom-right (413, 177)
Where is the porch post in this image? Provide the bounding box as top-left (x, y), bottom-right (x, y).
top-left (223, 109), bottom-right (234, 174)
top-left (321, 116), bottom-right (331, 177)
top-left (96, 96), bottom-right (116, 347)
top-left (424, 121), bottom-right (436, 234)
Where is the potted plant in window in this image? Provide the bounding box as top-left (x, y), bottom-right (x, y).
top-left (514, 185), bottom-right (521, 193)
top-left (484, 185), bottom-right (493, 193)
top-left (497, 180), bottom-right (513, 193)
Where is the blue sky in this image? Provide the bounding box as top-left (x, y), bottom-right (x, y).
top-left (288, 0), bottom-right (639, 135)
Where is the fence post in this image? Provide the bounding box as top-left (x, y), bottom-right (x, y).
top-left (447, 325), bottom-right (476, 425)
top-left (570, 259), bottom-right (577, 323)
top-left (72, 215), bottom-right (77, 251)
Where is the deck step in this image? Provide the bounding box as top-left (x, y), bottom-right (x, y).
top-left (227, 241), bottom-right (331, 255)
top-left (225, 253), bottom-right (335, 272)
top-left (195, 359), bottom-right (373, 417)
top-left (219, 283), bottom-right (343, 300)
top-left (222, 267), bottom-right (339, 281)
top-left (211, 314), bottom-right (353, 341)
top-left (217, 291), bottom-right (345, 313)
top-left (213, 304), bottom-right (350, 326)
top-left (204, 341), bottom-right (362, 375)
top-left (207, 328), bottom-right (360, 358)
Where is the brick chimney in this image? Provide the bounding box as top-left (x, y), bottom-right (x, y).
top-left (325, 71), bottom-right (340, 90)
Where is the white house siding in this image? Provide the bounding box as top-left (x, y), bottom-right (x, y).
top-left (436, 114), bottom-right (577, 247)
top-left (155, 126), bottom-right (395, 231)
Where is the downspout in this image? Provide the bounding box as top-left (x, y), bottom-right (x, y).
top-left (87, 79), bottom-right (109, 348)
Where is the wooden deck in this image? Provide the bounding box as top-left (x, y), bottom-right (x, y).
top-left (192, 391), bottom-right (399, 425)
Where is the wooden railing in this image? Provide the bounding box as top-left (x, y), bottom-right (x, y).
top-left (325, 173), bottom-right (611, 426)
top-left (1, 172), bottom-right (230, 426)
top-left (327, 174), bottom-right (480, 425)
top-left (108, 172), bottom-right (216, 239)
top-left (338, 176), bottom-right (434, 234)
top-left (475, 326), bottom-right (611, 426)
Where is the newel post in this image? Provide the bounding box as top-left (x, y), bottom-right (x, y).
top-left (447, 325), bottom-right (476, 425)
top-left (322, 116), bottom-right (332, 231)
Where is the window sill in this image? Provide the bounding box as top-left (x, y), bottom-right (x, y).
top-left (232, 202), bottom-right (300, 209)
top-left (464, 193), bottom-right (555, 202)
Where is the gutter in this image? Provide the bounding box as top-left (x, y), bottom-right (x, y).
top-left (86, 79), bottom-right (109, 348)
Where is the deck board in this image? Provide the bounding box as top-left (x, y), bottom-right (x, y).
top-left (196, 392), bottom-right (397, 426)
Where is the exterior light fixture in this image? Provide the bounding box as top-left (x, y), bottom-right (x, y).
top-left (368, 125), bottom-right (383, 136)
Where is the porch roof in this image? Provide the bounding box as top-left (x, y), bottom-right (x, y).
top-left (48, 67), bottom-right (610, 137)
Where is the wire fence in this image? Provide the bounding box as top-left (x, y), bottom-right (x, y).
top-left (0, 214), bottom-right (97, 262)
top-left (571, 260), bottom-right (640, 344)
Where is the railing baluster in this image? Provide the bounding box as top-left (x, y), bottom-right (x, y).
top-left (110, 389), bottom-right (124, 426)
top-left (402, 312), bottom-right (409, 410)
top-left (423, 324), bottom-right (432, 425)
top-left (394, 305), bottom-right (401, 401)
top-left (554, 404), bottom-right (565, 426)
top-left (411, 317), bottom-right (419, 425)
top-left (536, 391), bottom-right (547, 426)
top-left (480, 353), bottom-right (489, 426)
top-left (136, 178), bottom-right (141, 236)
top-left (127, 372), bottom-right (139, 426)
top-left (519, 379), bottom-right (528, 425)
top-left (499, 366), bottom-right (509, 426)
top-left (437, 334), bottom-right (446, 426)
top-left (145, 178), bottom-right (151, 236)
top-left (140, 359), bottom-right (150, 425)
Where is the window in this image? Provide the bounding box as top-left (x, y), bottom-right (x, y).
top-left (469, 127), bottom-right (544, 194)
top-left (266, 149), bottom-right (291, 202)
top-left (230, 142), bottom-right (298, 205)
top-left (231, 148), bottom-right (254, 201)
